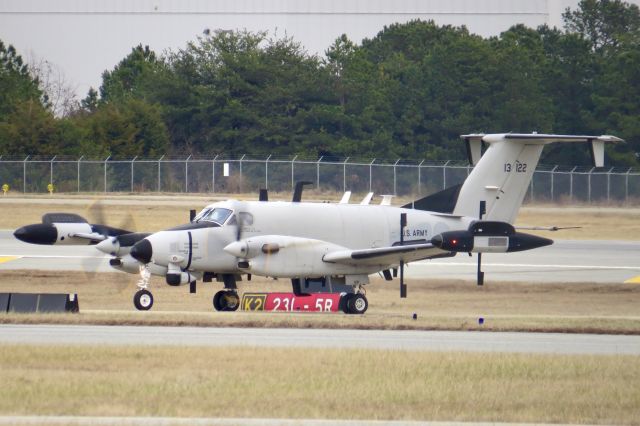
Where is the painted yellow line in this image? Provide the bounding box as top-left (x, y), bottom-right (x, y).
top-left (0, 256), bottom-right (20, 264)
top-left (624, 275), bottom-right (640, 284)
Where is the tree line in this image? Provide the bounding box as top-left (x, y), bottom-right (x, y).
top-left (1, 0), bottom-right (639, 166)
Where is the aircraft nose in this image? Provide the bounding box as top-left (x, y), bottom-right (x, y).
top-left (430, 234), bottom-right (443, 248)
top-left (13, 224), bottom-right (57, 245)
top-left (130, 239), bottom-right (153, 264)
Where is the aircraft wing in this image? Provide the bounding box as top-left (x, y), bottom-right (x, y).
top-left (323, 243), bottom-right (446, 266)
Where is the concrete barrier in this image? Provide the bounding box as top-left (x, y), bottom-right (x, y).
top-left (0, 293), bottom-right (10, 313)
top-left (4, 293), bottom-right (79, 313)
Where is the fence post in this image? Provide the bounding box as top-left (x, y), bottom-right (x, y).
top-left (157, 155), bottom-right (164, 192)
top-left (418, 160), bottom-right (424, 194)
top-left (442, 160), bottom-right (450, 189)
top-left (212, 155), bottom-right (218, 193)
top-left (104, 156), bottom-right (110, 193)
top-left (239, 154), bottom-right (245, 193)
top-left (587, 167), bottom-right (594, 203)
top-left (50, 155), bottom-right (56, 188)
top-left (569, 166), bottom-right (576, 202)
top-left (626, 167), bottom-right (632, 203)
top-left (265, 154), bottom-right (271, 189)
top-left (77, 156), bottom-right (83, 193)
top-left (369, 159), bottom-right (376, 193)
top-left (185, 155), bottom-right (191, 193)
top-left (530, 172), bottom-right (534, 202)
top-left (550, 166), bottom-right (557, 201)
top-left (607, 167), bottom-right (614, 202)
top-left (393, 159), bottom-right (400, 196)
top-left (343, 157), bottom-right (350, 193)
top-left (316, 156), bottom-right (323, 189)
top-left (131, 156), bottom-right (137, 192)
top-left (23, 155), bottom-right (28, 193)
top-left (291, 155), bottom-right (297, 190)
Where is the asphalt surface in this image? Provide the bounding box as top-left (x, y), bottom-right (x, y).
top-left (408, 239), bottom-right (640, 283)
top-left (1, 230), bottom-right (639, 283)
top-left (1, 324), bottom-right (639, 354)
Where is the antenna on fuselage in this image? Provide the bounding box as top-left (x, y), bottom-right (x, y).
top-left (292, 181), bottom-right (313, 202)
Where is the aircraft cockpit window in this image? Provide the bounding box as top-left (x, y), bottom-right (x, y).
top-left (226, 212), bottom-right (254, 227)
top-left (193, 208), bottom-right (212, 222)
top-left (196, 208), bottom-right (233, 225)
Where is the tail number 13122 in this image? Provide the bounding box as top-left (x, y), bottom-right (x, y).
top-left (504, 161), bottom-right (527, 173)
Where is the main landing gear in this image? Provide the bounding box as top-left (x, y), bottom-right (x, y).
top-left (212, 290), bottom-right (240, 311)
top-left (212, 273), bottom-right (239, 312)
top-left (341, 293), bottom-right (368, 314)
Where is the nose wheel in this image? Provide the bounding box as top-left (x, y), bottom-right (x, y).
top-left (133, 289), bottom-right (154, 311)
top-left (213, 290), bottom-right (240, 312)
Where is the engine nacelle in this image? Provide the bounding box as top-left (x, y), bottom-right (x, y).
top-left (14, 222), bottom-right (94, 245)
top-left (431, 221), bottom-right (553, 253)
top-left (224, 239), bottom-right (281, 259)
top-left (224, 235), bottom-right (350, 278)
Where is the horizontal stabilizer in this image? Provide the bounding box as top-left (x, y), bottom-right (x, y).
top-left (402, 184), bottom-right (462, 214)
top-left (461, 133), bottom-right (623, 167)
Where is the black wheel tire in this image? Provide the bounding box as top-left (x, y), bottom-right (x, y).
top-left (213, 291), bottom-right (240, 312)
top-left (340, 294), bottom-right (353, 314)
top-left (347, 294), bottom-right (368, 315)
top-left (212, 290), bottom-right (224, 311)
top-left (222, 292), bottom-right (240, 312)
top-left (133, 289), bottom-right (154, 311)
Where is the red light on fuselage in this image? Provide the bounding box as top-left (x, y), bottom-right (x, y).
top-left (451, 239), bottom-right (458, 245)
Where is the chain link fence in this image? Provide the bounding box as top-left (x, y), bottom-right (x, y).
top-left (1, 155), bottom-right (639, 203)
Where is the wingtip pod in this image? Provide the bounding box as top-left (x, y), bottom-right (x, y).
top-left (14, 224), bottom-right (57, 245)
top-left (599, 135), bottom-right (624, 143)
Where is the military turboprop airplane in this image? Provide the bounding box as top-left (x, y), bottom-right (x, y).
top-left (14, 133), bottom-right (622, 314)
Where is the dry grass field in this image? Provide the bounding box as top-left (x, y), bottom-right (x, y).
top-left (1, 271), bottom-right (639, 334)
top-left (0, 345), bottom-right (638, 424)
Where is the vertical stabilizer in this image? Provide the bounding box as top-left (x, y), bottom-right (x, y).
top-left (454, 133), bottom-right (622, 223)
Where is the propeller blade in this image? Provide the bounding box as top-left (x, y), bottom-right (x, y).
top-left (83, 199), bottom-right (138, 280)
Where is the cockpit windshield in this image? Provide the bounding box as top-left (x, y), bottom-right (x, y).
top-left (193, 207), bottom-right (233, 225)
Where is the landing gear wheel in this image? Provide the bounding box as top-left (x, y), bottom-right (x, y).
top-left (213, 290), bottom-right (240, 312)
top-left (346, 294), bottom-right (368, 315)
top-left (341, 294), bottom-right (353, 314)
top-left (134, 289), bottom-right (154, 311)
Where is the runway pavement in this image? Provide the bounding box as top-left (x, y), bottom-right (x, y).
top-left (1, 230), bottom-right (639, 283)
top-left (1, 324), bottom-right (639, 354)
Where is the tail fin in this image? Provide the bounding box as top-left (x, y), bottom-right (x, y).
top-left (453, 133), bottom-right (623, 223)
